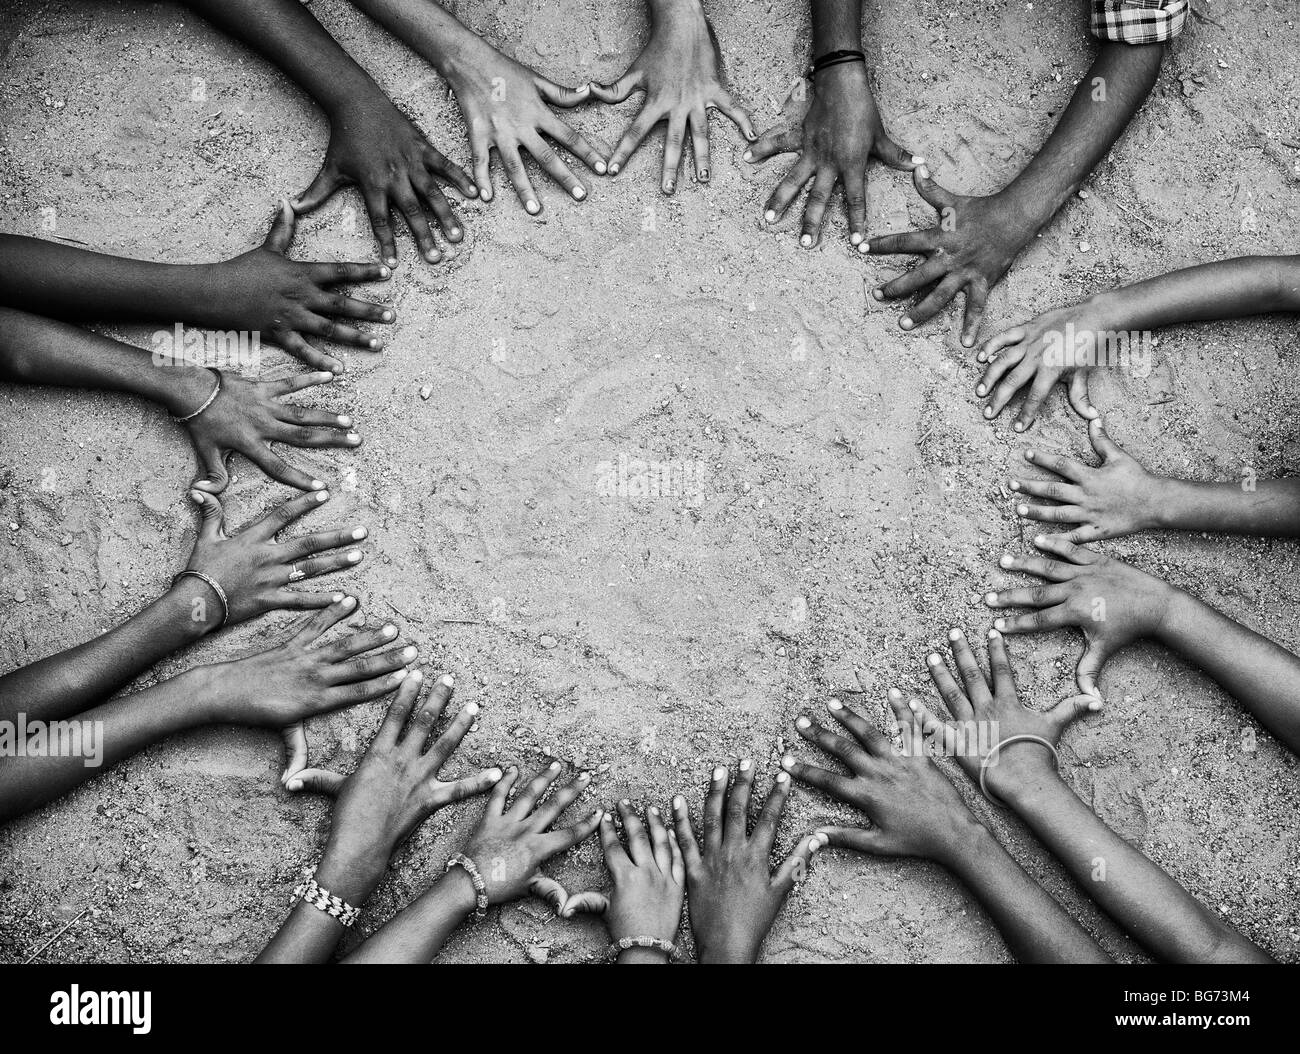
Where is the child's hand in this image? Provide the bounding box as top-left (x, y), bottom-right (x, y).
top-left (293, 92), bottom-right (478, 266)
top-left (459, 762), bottom-right (602, 905)
top-left (986, 534), bottom-right (1174, 698)
top-left (286, 671), bottom-right (501, 877)
top-left (781, 698), bottom-right (980, 864)
top-left (445, 40), bottom-right (606, 212)
top-left (745, 62), bottom-right (915, 249)
top-left (205, 202), bottom-right (393, 374)
top-left (1011, 420), bottom-right (1161, 542)
top-left (185, 370), bottom-right (358, 494)
top-left (599, 802), bottom-right (685, 961)
top-left (182, 488), bottom-right (364, 626)
top-left (592, 0), bottom-right (754, 192)
top-left (671, 763), bottom-right (820, 964)
top-left (866, 166), bottom-right (1030, 347)
top-left (906, 628), bottom-right (1099, 804)
top-left (203, 596), bottom-right (418, 730)
top-left (975, 301), bottom-right (1110, 430)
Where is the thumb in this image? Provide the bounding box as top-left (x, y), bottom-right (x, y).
top-left (190, 443), bottom-right (230, 496)
top-left (263, 197), bottom-right (296, 254)
top-left (588, 69), bottom-right (642, 104)
top-left (535, 76), bottom-right (590, 109)
top-left (190, 488), bottom-right (225, 541)
top-left (1076, 640), bottom-right (1112, 702)
top-left (560, 891), bottom-right (609, 918)
top-left (1088, 417), bottom-right (1125, 460)
top-left (912, 163), bottom-right (956, 212)
top-left (292, 161), bottom-right (342, 214)
top-left (286, 767), bottom-right (347, 796)
top-left (874, 133), bottom-right (921, 172)
top-left (1049, 692), bottom-right (1103, 733)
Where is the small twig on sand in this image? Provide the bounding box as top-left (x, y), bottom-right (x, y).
top-left (1113, 201), bottom-right (1157, 232)
top-left (25, 908), bottom-right (88, 964)
top-left (440, 618), bottom-right (482, 625)
top-left (385, 599), bottom-right (423, 623)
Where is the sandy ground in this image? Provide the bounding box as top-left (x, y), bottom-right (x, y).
top-left (1, 0), bottom-right (1298, 964)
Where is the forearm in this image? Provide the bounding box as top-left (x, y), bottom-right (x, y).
top-left (1083, 255), bottom-right (1300, 331)
top-left (1004, 772), bottom-right (1270, 962)
top-left (939, 820), bottom-right (1109, 963)
top-left (0, 581), bottom-right (221, 726)
top-left (348, 0), bottom-right (487, 83)
top-left (180, 0), bottom-right (387, 119)
top-left (810, 0), bottom-right (864, 52)
top-left (0, 668), bottom-right (211, 824)
top-left (0, 307), bottom-right (213, 417)
top-left (0, 236), bottom-right (211, 324)
top-left (998, 42), bottom-right (1163, 240)
top-left (1149, 476), bottom-right (1300, 538)
top-left (256, 845), bottom-right (388, 964)
top-left (1156, 589), bottom-right (1300, 754)
top-left (340, 869), bottom-right (477, 963)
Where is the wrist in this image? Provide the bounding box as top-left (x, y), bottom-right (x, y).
top-left (162, 363), bottom-right (219, 418)
top-left (438, 866), bottom-right (481, 919)
top-left (1153, 583), bottom-right (1198, 646)
top-left (928, 809), bottom-right (996, 870)
top-left (617, 946), bottom-right (671, 964)
top-left (313, 844), bottom-right (388, 907)
top-left (998, 763), bottom-right (1069, 816)
top-left (162, 577), bottom-right (224, 641)
top-left (697, 937), bottom-right (759, 964)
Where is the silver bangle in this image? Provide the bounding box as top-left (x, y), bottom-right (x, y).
top-left (173, 366), bottom-right (222, 422)
top-left (605, 935), bottom-right (678, 962)
top-left (172, 569), bottom-right (229, 628)
top-left (978, 733), bottom-right (1059, 808)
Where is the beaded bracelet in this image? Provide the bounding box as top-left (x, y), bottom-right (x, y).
top-left (979, 733), bottom-right (1060, 808)
top-left (291, 874), bottom-right (360, 927)
top-left (171, 568), bottom-right (229, 628)
top-left (173, 366), bottom-right (222, 423)
top-left (445, 853), bottom-right (489, 919)
top-left (605, 935), bottom-right (679, 962)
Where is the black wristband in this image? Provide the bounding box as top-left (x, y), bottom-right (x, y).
top-left (806, 49), bottom-right (866, 79)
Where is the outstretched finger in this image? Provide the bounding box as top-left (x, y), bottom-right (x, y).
top-left (293, 162), bottom-right (343, 214)
top-left (264, 198), bottom-right (297, 254)
top-left (671, 792), bottom-right (703, 870)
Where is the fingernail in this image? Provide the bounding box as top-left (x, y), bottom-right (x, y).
top-left (800, 234), bottom-right (812, 247)
top-left (525, 200), bottom-right (540, 215)
top-left (401, 645), bottom-right (417, 660)
top-left (385, 257), bottom-right (398, 267)
top-left (608, 162), bottom-right (620, 175)
top-left (409, 669), bottom-right (423, 684)
top-left (439, 673), bottom-right (455, 687)
top-left (976, 386), bottom-right (987, 396)
top-left (900, 317), bottom-right (914, 330)
top-left (382, 624), bottom-right (397, 637)
top-left (984, 406), bottom-right (994, 418)
top-left (391, 669), bottom-right (408, 684)
top-left (742, 150), bottom-right (753, 162)
top-left (1008, 480), bottom-right (1020, 491)
top-left (572, 186), bottom-right (586, 200)
top-left (379, 266), bottom-right (391, 279)
top-left (595, 160), bottom-right (607, 175)
top-left (764, 209), bottom-right (776, 223)
top-left (699, 169), bottom-right (709, 182)
top-left (424, 250), bottom-right (441, 263)
top-left (712, 766), bottom-right (727, 782)
top-left (465, 702), bottom-right (479, 716)
top-left (381, 311), bottom-right (394, 322)
top-left (664, 180), bottom-right (675, 194)
top-left (908, 699), bottom-right (918, 711)
top-left (911, 155), bottom-right (925, 165)
top-left (999, 554), bottom-right (1014, 567)
top-left (994, 618), bottom-right (1007, 631)
top-left (341, 595), bottom-right (356, 608)
top-left (1034, 535), bottom-right (1047, 546)
top-left (347, 433), bottom-right (361, 444)
top-left (369, 338), bottom-right (382, 349)
top-left (927, 653), bottom-right (941, 666)
top-left (827, 698), bottom-right (843, 710)
top-left (288, 778), bottom-right (303, 792)
top-left (781, 754), bottom-right (795, 770)
top-left (672, 795), bottom-right (685, 808)
top-left (948, 628), bottom-right (962, 640)
top-left (1014, 421), bottom-right (1025, 432)
top-left (488, 767), bottom-right (504, 781)
top-left (347, 550), bottom-right (362, 563)
top-left (917, 164), bottom-right (930, 179)
top-left (795, 715), bottom-right (811, 729)
top-left (985, 592), bottom-right (998, 605)
top-left (850, 232), bottom-right (862, 245)
top-left (1017, 504), bottom-right (1029, 516)
top-left (988, 628), bottom-right (1001, 640)
top-left (578, 771), bottom-right (591, 782)
top-left (331, 592), bottom-right (344, 602)
top-left (316, 490), bottom-right (329, 502)
top-left (858, 241), bottom-right (870, 254)
top-left (1088, 697), bottom-right (1104, 712)
top-left (649, 806), bottom-right (660, 816)
top-left (351, 526), bottom-right (366, 540)
top-left (311, 479), bottom-right (325, 490)
top-left (739, 758), bottom-right (751, 771)
top-left (775, 771), bottom-right (789, 784)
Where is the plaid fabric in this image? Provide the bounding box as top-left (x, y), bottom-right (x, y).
top-left (1090, 0), bottom-right (1188, 43)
